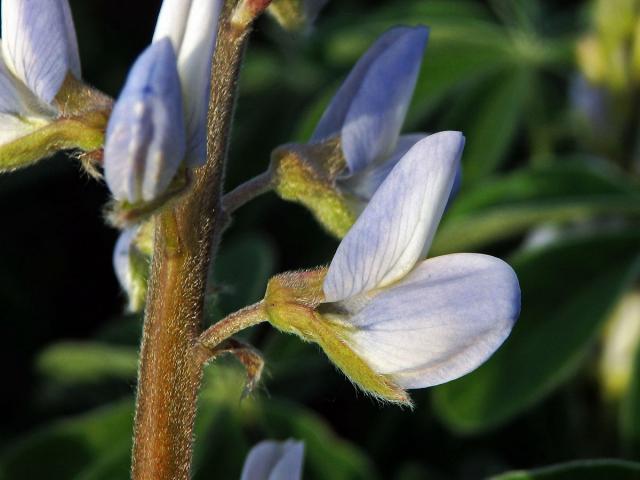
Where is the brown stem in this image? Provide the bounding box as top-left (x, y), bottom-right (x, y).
top-left (223, 170), bottom-right (273, 214)
top-left (131, 10), bottom-right (251, 480)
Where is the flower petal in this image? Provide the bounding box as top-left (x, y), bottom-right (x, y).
top-left (0, 111), bottom-right (47, 145)
top-left (2, 0), bottom-right (81, 103)
top-left (113, 227), bottom-right (137, 294)
top-left (342, 133), bottom-right (426, 204)
top-left (176, 0), bottom-right (222, 166)
top-left (152, 0), bottom-right (193, 51)
top-left (311, 26), bottom-right (428, 175)
top-left (348, 253), bottom-right (520, 388)
top-left (240, 440), bottom-right (305, 480)
top-left (104, 39), bottom-right (186, 203)
top-left (324, 131), bottom-right (464, 302)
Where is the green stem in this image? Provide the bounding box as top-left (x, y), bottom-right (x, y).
top-left (130, 9), bottom-right (252, 480)
top-left (199, 301), bottom-right (268, 348)
top-left (223, 170), bottom-right (273, 213)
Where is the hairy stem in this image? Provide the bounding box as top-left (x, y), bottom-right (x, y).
top-left (199, 301), bottom-right (268, 348)
top-left (131, 9), bottom-right (251, 480)
top-left (223, 170), bottom-right (273, 213)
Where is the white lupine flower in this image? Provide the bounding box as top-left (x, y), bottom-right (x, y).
top-left (240, 440), bottom-right (304, 480)
top-left (312, 26), bottom-right (444, 209)
top-left (104, 0), bottom-right (222, 204)
top-left (0, 0), bottom-right (80, 144)
top-left (153, 0), bottom-right (223, 166)
top-left (104, 39), bottom-right (187, 203)
top-left (321, 131), bottom-right (520, 391)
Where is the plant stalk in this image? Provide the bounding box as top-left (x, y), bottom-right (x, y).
top-left (223, 170), bottom-right (273, 214)
top-left (199, 301), bottom-right (268, 348)
top-left (131, 9), bottom-right (251, 480)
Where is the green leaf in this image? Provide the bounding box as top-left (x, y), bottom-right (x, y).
top-left (432, 230), bottom-right (640, 433)
top-left (37, 342), bottom-right (138, 385)
top-left (452, 67), bottom-right (531, 181)
top-left (0, 117), bottom-right (105, 174)
top-left (491, 459), bottom-right (640, 480)
top-left (431, 161), bottom-right (640, 255)
top-left (0, 400), bottom-right (133, 479)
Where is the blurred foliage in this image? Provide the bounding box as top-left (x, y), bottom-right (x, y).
top-left (3, 0), bottom-right (640, 478)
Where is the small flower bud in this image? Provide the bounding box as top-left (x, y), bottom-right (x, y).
top-left (113, 225), bottom-right (153, 312)
top-left (270, 26), bottom-right (457, 238)
top-left (104, 39), bottom-right (187, 206)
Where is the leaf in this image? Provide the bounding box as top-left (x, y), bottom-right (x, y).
top-left (37, 342), bottom-right (138, 385)
top-left (432, 230), bottom-right (640, 433)
top-left (491, 459), bottom-right (640, 480)
top-left (0, 400), bottom-right (133, 479)
top-left (450, 67), bottom-right (532, 181)
top-left (431, 160), bottom-right (640, 255)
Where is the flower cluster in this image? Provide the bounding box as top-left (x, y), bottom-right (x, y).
top-left (271, 25), bottom-right (460, 237)
top-left (104, 0), bottom-right (222, 207)
top-left (266, 131), bottom-right (520, 404)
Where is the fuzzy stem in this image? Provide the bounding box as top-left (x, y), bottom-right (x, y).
top-left (223, 170), bottom-right (273, 213)
top-left (199, 301), bottom-right (268, 348)
top-left (131, 9), bottom-right (251, 480)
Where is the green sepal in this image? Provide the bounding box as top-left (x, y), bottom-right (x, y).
top-left (0, 74), bottom-right (112, 174)
top-left (106, 168), bottom-right (191, 227)
top-left (271, 138), bottom-right (356, 238)
top-left (0, 115), bottom-right (107, 173)
top-left (264, 270), bottom-right (411, 405)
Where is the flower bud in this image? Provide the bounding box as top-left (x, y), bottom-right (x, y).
top-left (113, 225), bottom-right (153, 312)
top-left (104, 39), bottom-right (187, 206)
top-left (271, 26), bottom-right (442, 237)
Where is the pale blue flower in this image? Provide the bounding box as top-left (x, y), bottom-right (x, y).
top-left (240, 440), bottom-right (304, 480)
top-left (312, 26), bottom-right (445, 210)
top-left (113, 227), bottom-right (138, 298)
top-left (104, 0), bottom-right (222, 203)
top-left (153, 0), bottom-right (223, 166)
top-left (0, 0), bottom-right (80, 143)
top-left (104, 39), bottom-right (186, 203)
top-left (322, 131), bottom-right (520, 389)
